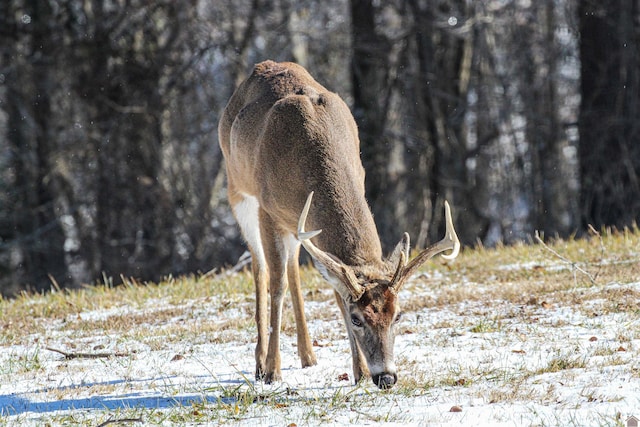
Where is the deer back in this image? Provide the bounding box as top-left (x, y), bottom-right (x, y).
top-left (219, 60), bottom-right (383, 267)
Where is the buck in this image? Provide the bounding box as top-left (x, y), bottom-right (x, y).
top-left (218, 60), bottom-right (460, 389)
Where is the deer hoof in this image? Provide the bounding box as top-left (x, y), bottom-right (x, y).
top-left (264, 371), bottom-right (282, 384)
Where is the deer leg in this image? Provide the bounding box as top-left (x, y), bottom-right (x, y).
top-left (260, 213), bottom-right (287, 383)
top-left (252, 253), bottom-right (269, 380)
top-left (334, 291), bottom-right (369, 383)
top-left (285, 235), bottom-right (317, 368)
top-left (230, 193), bottom-right (269, 380)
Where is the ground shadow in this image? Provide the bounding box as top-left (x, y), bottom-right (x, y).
top-left (0, 374), bottom-right (245, 416)
top-left (0, 367), bottom-right (360, 418)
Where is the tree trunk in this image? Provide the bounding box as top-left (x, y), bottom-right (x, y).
top-left (579, 0), bottom-right (640, 229)
top-left (350, 0), bottom-right (395, 249)
top-left (4, 0), bottom-right (68, 292)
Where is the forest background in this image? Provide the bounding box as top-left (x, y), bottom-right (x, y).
top-left (0, 0), bottom-right (638, 296)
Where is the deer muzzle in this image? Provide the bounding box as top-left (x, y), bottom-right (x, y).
top-left (372, 372), bottom-right (397, 389)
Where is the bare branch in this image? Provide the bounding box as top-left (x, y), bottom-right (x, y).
top-left (97, 416), bottom-right (144, 427)
top-left (45, 347), bottom-right (132, 360)
top-left (534, 231), bottom-right (596, 284)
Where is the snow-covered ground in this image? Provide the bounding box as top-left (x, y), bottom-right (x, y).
top-left (1, 279), bottom-right (639, 426)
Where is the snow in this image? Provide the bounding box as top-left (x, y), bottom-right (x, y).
top-left (1, 279), bottom-right (639, 426)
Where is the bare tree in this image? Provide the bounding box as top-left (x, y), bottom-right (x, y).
top-left (579, 0), bottom-right (640, 229)
top-left (0, 0), bottom-right (615, 295)
top-left (349, 0), bottom-right (396, 249)
top-left (1, 0), bottom-right (68, 293)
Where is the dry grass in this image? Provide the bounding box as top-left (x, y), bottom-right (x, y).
top-left (0, 228), bottom-right (638, 426)
top-left (1, 229), bottom-right (638, 347)
top-left (403, 227), bottom-right (639, 314)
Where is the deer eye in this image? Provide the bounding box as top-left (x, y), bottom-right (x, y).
top-left (394, 312), bottom-right (404, 324)
top-left (351, 314), bottom-right (363, 328)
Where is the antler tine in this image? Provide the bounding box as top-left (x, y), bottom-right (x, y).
top-left (389, 250), bottom-right (406, 290)
top-left (297, 192), bottom-right (364, 301)
top-left (391, 200), bottom-right (460, 291)
top-left (298, 191), bottom-right (323, 241)
top-left (297, 192), bottom-right (335, 269)
top-left (441, 201), bottom-right (461, 260)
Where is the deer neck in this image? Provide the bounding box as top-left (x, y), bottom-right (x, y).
top-left (309, 189), bottom-right (383, 268)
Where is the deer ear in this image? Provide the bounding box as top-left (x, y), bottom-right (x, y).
top-left (311, 253), bottom-right (343, 286)
top-left (389, 232), bottom-right (410, 268)
top-left (311, 254), bottom-right (365, 302)
top-left (311, 257), bottom-right (340, 287)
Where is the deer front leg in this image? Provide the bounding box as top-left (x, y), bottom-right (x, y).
top-left (264, 273), bottom-right (286, 383)
top-left (286, 238), bottom-right (317, 368)
top-left (261, 215), bottom-right (287, 383)
top-left (335, 291), bottom-right (369, 384)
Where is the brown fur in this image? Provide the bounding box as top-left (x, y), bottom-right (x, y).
top-left (358, 286), bottom-right (397, 328)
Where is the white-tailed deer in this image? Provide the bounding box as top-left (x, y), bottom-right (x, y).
top-left (218, 60), bottom-right (460, 389)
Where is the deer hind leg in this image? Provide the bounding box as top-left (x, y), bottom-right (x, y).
top-left (231, 193), bottom-right (269, 380)
top-left (334, 291), bottom-right (369, 384)
top-left (284, 234), bottom-right (317, 368)
top-left (251, 251), bottom-right (269, 380)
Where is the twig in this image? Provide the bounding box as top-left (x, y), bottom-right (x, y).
top-left (45, 347), bottom-right (131, 360)
top-left (227, 251), bottom-right (252, 274)
top-left (202, 251), bottom-right (252, 278)
top-left (96, 416), bottom-right (143, 427)
top-left (534, 231), bottom-right (596, 284)
top-left (587, 224), bottom-right (605, 282)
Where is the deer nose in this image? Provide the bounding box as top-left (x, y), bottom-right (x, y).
top-left (372, 372), bottom-right (397, 389)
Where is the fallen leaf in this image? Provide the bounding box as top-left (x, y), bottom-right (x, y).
top-left (541, 301), bottom-right (551, 309)
top-left (512, 349), bottom-right (526, 354)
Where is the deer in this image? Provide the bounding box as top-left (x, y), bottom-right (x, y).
top-left (218, 60), bottom-right (460, 389)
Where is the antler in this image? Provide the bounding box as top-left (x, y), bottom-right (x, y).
top-left (297, 192), bottom-right (365, 301)
top-left (390, 201), bottom-right (460, 291)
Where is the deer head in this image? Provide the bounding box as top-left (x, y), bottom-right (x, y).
top-left (298, 191), bottom-right (460, 388)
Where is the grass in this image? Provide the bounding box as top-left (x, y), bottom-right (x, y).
top-left (0, 228), bottom-right (639, 425)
